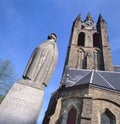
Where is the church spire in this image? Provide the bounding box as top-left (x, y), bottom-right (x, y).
top-left (97, 14), bottom-right (113, 71)
top-left (73, 13), bottom-right (82, 30)
top-left (63, 12), bottom-right (113, 71)
top-left (98, 14), bottom-right (106, 23)
top-left (75, 13), bottom-right (82, 21)
top-left (82, 12), bottom-right (95, 29)
top-left (84, 11), bottom-right (94, 22)
top-left (73, 13), bottom-right (82, 25)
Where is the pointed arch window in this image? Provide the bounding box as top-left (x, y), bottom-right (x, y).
top-left (93, 33), bottom-right (100, 48)
top-left (67, 107), bottom-right (77, 124)
top-left (78, 32), bottom-right (85, 46)
top-left (101, 109), bottom-right (116, 124)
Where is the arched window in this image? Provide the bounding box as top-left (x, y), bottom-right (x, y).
top-left (67, 107), bottom-right (77, 124)
top-left (78, 32), bottom-right (85, 46)
top-left (93, 33), bottom-right (100, 48)
top-left (101, 109), bottom-right (116, 124)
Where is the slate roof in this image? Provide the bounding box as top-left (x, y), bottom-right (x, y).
top-left (63, 68), bottom-right (120, 91)
top-left (114, 66), bottom-right (120, 72)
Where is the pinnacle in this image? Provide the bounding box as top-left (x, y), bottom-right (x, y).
top-left (97, 14), bottom-right (106, 24)
top-left (85, 11), bottom-right (94, 22)
top-left (98, 14), bottom-right (105, 21)
top-left (75, 13), bottom-right (82, 21)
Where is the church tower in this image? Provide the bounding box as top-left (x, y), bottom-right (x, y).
top-left (64, 12), bottom-right (113, 71)
top-left (43, 13), bottom-right (120, 124)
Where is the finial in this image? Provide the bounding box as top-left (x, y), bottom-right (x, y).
top-left (97, 14), bottom-right (106, 24)
top-left (85, 11), bottom-right (94, 22)
top-left (98, 14), bottom-right (105, 21)
top-left (82, 12), bottom-right (95, 29)
top-left (75, 13), bottom-right (82, 21)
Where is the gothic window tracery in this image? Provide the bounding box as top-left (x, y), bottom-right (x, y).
top-left (101, 109), bottom-right (116, 124)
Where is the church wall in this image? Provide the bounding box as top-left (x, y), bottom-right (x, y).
top-left (43, 13), bottom-right (120, 124)
top-left (58, 87), bottom-right (89, 124)
top-left (44, 86), bottom-right (89, 124)
top-left (48, 98), bottom-right (62, 124)
top-left (97, 19), bottom-right (113, 71)
top-left (43, 85), bottom-right (120, 124)
top-left (89, 86), bottom-right (120, 124)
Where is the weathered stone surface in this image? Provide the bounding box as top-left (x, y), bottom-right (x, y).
top-left (17, 78), bottom-right (45, 90)
top-left (89, 87), bottom-right (120, 124)
top-left (0, 33), bottom-right (58, 124)
top-left (64, 13), bottom-right (113, 71)
top-left (0, 82), bottom-right (44, 124)
top-left (23, 33), bottom-right (58, 87)
top-left (43, 85), bottom-right (120, 124)
top-left (43, 14), bottom-right (120, 124)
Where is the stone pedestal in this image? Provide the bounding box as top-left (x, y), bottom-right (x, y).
top-left (0, 33), bottom-right (58, 124)
top-left (0, 80), bottom-right (44, 124)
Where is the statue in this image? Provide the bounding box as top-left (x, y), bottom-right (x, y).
top-left (23, 33), bottom-right (58, 87)
top-left (0, 33), bottom-right (58, 124)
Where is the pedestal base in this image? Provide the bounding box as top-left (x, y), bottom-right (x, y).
top-left (0, 81), bottom-right (44, 124)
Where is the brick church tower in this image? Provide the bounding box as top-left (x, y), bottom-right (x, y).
top-left (43, 12), bottom-right (120, 124)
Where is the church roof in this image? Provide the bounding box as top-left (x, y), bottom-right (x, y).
top-left (63, 68), bottom-right (120, 92)
top-left (114, 66), bottom-right (120, 72)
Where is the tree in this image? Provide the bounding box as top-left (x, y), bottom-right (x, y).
top-left (0, 59), bottom-right (16, 103)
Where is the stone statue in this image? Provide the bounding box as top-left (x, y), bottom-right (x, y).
top-left (0, 33), bottom-right (58, 124)
top-left (23, 33), bottom-right (58, 87)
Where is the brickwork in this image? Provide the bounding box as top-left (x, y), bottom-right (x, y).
top-left (97, 17), bottom-right (113, 71)
top-left (43, 85), bottom-right (120, 124)
top-left (43, 13), bottom-right (120, 124)
top-left (80, 119), bottom-right (91, 124)
top-left (81, 95), bottom-right (93, 120)
top-left (65, 13), bottom-right (113, 71)
top-left (89, 86), bottom-right (120, 124)
top-left (58, 88), bottom-right (89, 124)
top-left (49, 98), bottom-right (62, 124)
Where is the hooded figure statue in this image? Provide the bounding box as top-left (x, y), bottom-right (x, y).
top-left (23, 33), bottom-right (58, 87)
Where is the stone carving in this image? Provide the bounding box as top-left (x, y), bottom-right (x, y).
top-left (23, 33), bottom-right (58, 88)
top-left (0, 33), bottom-right (58, 124)
top-left (0, 83), bottom-right (44, 124)
top-left (82, 12), bottom-right (96, 29)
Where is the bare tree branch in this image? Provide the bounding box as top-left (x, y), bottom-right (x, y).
top-left (0, 59), bottom-right (16, 103)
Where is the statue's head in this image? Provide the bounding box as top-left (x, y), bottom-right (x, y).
top-left (47, 33), bottom-right (57, 42)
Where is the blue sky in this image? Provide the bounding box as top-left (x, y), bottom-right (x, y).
top-left (0, 0), bottom-right (120, 123)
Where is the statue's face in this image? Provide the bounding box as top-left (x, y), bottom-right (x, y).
top-left (48, 33), bottom-right (57, 42)
top-left (51, 34), bottom-right (57, 41)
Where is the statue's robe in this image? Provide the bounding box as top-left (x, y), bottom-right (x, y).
top-left (23, 39), bottom-right (58, 87)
